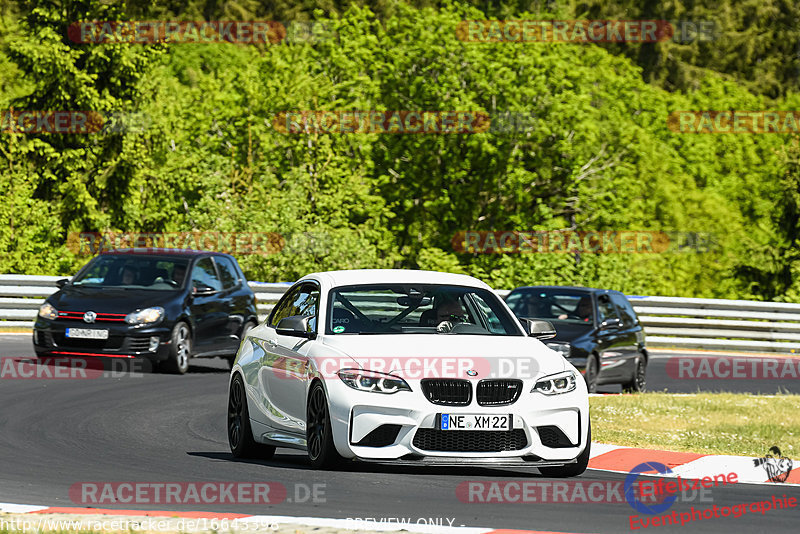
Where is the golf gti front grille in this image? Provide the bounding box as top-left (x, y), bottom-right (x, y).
top-left (412, 428), bottom-right (528, 452)
top-left (421, 379), bottom-right (472, 406)
top-left (127, 337), bottom-right (152, 352)
top-left (476, 379), bottom-right (523, 406)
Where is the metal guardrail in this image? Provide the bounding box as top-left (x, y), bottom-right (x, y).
top-left (628, 296), bottom-right (800, 353)
top-left (2, 275), bottom-right (799, 353)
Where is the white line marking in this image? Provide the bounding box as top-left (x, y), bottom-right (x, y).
top-left (0, 503), bottom-right (49, 513)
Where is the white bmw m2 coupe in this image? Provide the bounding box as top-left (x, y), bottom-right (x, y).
top-left (227, 269), bottom-right (590, 475)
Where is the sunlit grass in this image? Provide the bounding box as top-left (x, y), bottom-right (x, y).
top-left (590, 392), bottom-right (800, 456)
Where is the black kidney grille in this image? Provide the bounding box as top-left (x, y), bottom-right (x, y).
top-left (476, 379), bottom-right (523, 406)
top-left (412, 428), bottom-right (528, 452)
top-left (421, 379), bottom-right (472, 406)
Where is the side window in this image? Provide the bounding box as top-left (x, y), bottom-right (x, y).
top-left (269, 286), bottom-right (302, 328)
top-left (292, 285), bottom-right (319, 332)
top-left (610, 293), bottom-right (637, 327)
top-left (268, 284), bottom-right (320, 332)
top-left (596, 294), bottom-right (618, 323)
top-left (214, 257), bottom-right (239, 289)
top-left (191, 258), bottom-right (222, 292)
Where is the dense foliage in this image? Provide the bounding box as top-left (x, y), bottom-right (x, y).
top-left (1, 0), bottom-right (798, 299)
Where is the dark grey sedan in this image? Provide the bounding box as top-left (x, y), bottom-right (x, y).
top-left (505, 286), bottom-right (648, 392)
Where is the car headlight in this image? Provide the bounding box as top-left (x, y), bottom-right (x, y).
top-left (532, 370), bottom-right (577, 395)
top-left (546, 342), bottom-right (571, 358)
top-left (125, 306), bottom-right (165, 326)
top-left (337, 369), bottom-right (411, 394)
top-left (38, 303), bottom-right (58, 320)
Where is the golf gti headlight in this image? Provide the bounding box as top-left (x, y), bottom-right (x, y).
top-left (532, 370), bottom-right (577, 395)
top-left (125, 306), bottom-right (165, 326)
top-left (338, 369), bottom-right (411, 394)
top-left (546, 342), bottom-right (571, 358)
top-left (38, 303), bottom-right (58, 320)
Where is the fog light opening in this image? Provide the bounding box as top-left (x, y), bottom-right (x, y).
top-left (148, 336), bottom-right (160, 352)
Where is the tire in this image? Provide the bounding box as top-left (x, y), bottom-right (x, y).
top-left (584, 354), bottom-right (599, 393)
top-left (538, 421), bottom-right (592, 478)
top-left (228, 321), bottom-right (256, 369)
top-left (623, 356), bottom-right (647, 393)
top-left (228, 373), bottom-right (276, 459)
top-left (159, 322), bottom-right (191, 374)
top-left (306, 381), bottom-right (343, 469)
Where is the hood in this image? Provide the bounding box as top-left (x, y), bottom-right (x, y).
top-left (48, 286), bottom-right (179, 313)
top-left (321, 334), bottom-right (566, 381)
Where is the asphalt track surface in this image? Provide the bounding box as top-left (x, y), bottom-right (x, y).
top-left (1, 334), bottom-right (798, 533)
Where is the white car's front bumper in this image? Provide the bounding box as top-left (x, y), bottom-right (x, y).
top-left (325, 375), bottom-right (589, 465)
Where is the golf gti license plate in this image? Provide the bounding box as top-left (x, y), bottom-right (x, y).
top-left (440, 414), bottom-right (512, 431)
top-left (66, 328), bottom-right (109, 340)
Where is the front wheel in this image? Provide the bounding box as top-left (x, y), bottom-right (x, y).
top-left (159, 322), bottom-right (191, 374)
top-left (538, 422), bottom-right (591, 478)
top-left (228, 373), bottom-right (276, 459)
top-left (306, 382), bottom-right (343, 469)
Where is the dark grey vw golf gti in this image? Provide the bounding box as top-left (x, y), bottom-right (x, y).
top-left (33, 249), bottom-right (258, 374)
top-left (505, 286), bottom-right (648, 393)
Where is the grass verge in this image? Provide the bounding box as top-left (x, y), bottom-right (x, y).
top-left (590, 392), bottom-right (799, 457)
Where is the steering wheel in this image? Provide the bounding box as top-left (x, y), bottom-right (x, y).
top-left (436, 314), bottom-right (469, 333)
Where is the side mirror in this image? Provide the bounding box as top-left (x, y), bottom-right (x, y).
top-left (276, 315), bottom-right (316, 339)
top-left (522, 318), bottom-right (557, 340)
top-left (56, 278), bottom-right (69, 289)
top-left (600, 318), bottom-right (623, 330)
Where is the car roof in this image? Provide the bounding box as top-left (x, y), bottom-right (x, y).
top-left (300, 269), bottom-right (493, 290)
top-left (510, 285), bottom-right (624, 295)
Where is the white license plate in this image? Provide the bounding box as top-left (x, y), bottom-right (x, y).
top-left (441, 414), bottom-right (511, 431)
top-left (65, 328), bottom-right (109, 340)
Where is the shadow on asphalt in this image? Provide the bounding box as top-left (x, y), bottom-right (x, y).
top-left (186, 450), bottom-right (554, 478)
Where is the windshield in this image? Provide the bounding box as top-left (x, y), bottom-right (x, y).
top-left (71, 255), bottom-right (190, 291)
top-left (506, 289), bottom-right (595, 326)
top-left (326, 284), bottom-right (522, 336)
